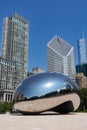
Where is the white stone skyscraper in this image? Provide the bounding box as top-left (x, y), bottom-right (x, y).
top-left (47, 35), bottom-right (75, 78)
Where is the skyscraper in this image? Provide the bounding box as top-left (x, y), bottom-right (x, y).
top-left (0, 13), bottom-right (29, 101)
top-left (77, 37), bottom-right (87, 64)
top-left (47, 35), bottom-right (75, 78)
top-left (2, 13), bottom-right (29, 78)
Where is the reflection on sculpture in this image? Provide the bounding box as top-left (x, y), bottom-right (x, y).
top-left (13, 72), bottom-right (80, 114)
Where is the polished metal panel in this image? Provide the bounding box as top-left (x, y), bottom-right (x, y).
top-left (13, 72), bottom-right (80, 114)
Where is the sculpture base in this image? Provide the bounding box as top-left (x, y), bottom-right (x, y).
top-left (13, 93), bottom-right (80, 114)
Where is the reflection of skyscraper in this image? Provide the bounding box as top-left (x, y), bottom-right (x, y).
top-left (77, 38), bottom-right (87, 64)
top-left (0, 13), bottom-right (29, 101)
top-left (47, 35), bottom-right (75, 78)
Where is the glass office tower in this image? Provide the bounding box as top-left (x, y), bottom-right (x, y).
top-left (77, 38), bottom-right (87, 64)
top-left (47, 35), bottom-right (75, 79)
top-left (2, 13), bottom-right (29, 79)
top-left (0, 13), bottom-right (29, 101)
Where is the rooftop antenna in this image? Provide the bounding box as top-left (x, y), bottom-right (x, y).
top-left (82, 31), bottom-right (85, 39)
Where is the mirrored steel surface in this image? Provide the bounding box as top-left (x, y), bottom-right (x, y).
top-left (13, 72), bottom-right (80, 114)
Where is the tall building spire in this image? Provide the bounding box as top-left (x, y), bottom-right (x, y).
top-left (82, 31), bottom-right (85, 39)
top-left (77, 33), bottom-right (87, 64)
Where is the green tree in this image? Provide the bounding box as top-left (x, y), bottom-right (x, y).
top-left (77, 88), bottom-right (87, 111)
top-left (0, 102), bottom-right (13, 113)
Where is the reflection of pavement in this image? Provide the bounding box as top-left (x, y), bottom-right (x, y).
top-left (0, 113), bottom-right (87, 130)
top-left (14, 93), bottom-right (80, 113)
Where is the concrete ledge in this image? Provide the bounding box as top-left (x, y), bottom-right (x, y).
top-left (0, 112), bottom-right (87, 130)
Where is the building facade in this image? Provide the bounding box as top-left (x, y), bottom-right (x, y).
top-left (75, 73), bottom-right (87, 88)
top-left (77, 38), bottom-right (87, 64)
top-left (0, 13), bottom-right (29, 101)
top-left (0, 57), bottom-right (18, 101)
top-left (27, 67), bottom-right (45, 77)
top-left (76, 63), bottom-right (87, 77)
top-left (2, 13), bottom-right (29, 78)
top-left (47, 35), bottom-right (75, 79)
top-left (32, 67), bottom-right (45, 74)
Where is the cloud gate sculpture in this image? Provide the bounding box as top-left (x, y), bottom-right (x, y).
top-left (13, 72), bottom-right (80, 114)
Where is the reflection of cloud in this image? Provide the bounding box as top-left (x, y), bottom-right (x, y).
top-left (57, 89), bottom-right (61, 92)
top-left (45, 82), bottom-right (53, 88)
top-left (57, 87), bottom-right (66, 92)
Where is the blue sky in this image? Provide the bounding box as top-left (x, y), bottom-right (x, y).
top-left (0, 0), bottom-right (87, 71)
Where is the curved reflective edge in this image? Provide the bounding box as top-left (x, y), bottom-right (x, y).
top-left (13, 90), bottom-right (78, 103)
top-left (13, 72), bottom-right (79, 103)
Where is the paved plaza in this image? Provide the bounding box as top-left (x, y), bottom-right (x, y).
top-left (0, 112), bottom-right (87, 130)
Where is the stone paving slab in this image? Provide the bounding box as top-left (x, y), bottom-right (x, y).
top-left (0, 112), bottom-right (87, 130)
